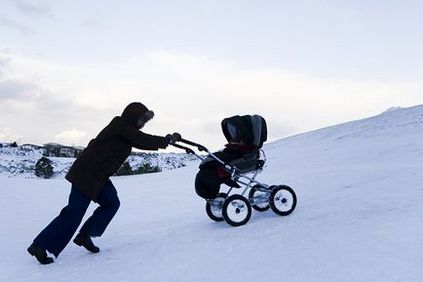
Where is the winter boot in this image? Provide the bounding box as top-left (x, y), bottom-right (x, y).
top-left (73, 233), bottom-right (100, 253)
top-left (27, 243), bottom-right (54, 265)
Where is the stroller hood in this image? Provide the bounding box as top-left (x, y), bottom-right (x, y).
top-left (221, 114), bottom-right (267, 149)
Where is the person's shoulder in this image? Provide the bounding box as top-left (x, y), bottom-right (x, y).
top-left (109, 116), bottom-right (139, 134)
top-left (109, 116), bottom-right (127, 126)
top-left (111, 116), bottom-right (121, 123)
top-left (101, 117), bottom-right (127, 132)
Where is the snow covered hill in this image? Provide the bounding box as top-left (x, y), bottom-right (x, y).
top-left (1, 105), bottom-right (423, 282)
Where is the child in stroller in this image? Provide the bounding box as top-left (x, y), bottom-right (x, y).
top-left (195, 114), bottom-right (267, 200)
top-left (172, 114), bottom-right (296, 226)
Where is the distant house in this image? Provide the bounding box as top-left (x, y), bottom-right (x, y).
top-left (1, 142), bottom-right (18, 148)
top-left (43, 143), bottom-right (84, 158)
top-left (60, 147), bottom-right (75, 157)
top-left (21, 144), bottom-right (44, 150)
top-left (74, 146), bottom-right (85, 157)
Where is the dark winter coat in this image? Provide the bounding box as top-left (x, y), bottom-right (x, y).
top-left (65, 103), bottom-right (169, 201)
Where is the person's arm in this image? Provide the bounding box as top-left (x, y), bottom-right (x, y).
top-left (119, 120), bottom-right (169, 150)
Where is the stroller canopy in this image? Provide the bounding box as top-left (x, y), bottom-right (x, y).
top-left (221, 114), bottom-right (267, 149)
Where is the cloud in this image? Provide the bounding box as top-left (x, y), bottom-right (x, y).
top-left (0, 79), bottom-right (39, 100)
top-left (80, 18), bottom-right (102, 28)
top-left (0, 51), bottom-right (421, 149)
top-left (0, 1), bottom-right (52, 37)
top-left (0, 55), bottom-right (10, 67)
top-left (0, 15), bottom-right (35, 35)
top-left (14, 0), bottom-right (51, 17)
top-left (0, 127), bottom-right (22, 143)
top-left (54, 129), bottom-right (87, 145)
top-left (0, 57), bottom-right (9, 78)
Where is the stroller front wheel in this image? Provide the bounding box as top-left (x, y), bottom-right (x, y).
top-left (222, 195), bottom-right (252, 227)
top-left (205, 193), bottom-right (227, 222)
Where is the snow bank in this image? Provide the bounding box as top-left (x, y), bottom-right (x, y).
top-left (0, 146), bottom-right (197, 178)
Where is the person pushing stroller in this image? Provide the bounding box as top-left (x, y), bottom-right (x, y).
top-left (28, 102), bottom-right (181, 264)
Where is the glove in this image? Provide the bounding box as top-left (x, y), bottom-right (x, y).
top-left (165, 132), bottom-right (181, 144)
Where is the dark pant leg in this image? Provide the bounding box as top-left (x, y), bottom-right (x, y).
top-left (33, 185), bottom-right (91, 257)
top-left (79, 180), bottom-right (120, 237)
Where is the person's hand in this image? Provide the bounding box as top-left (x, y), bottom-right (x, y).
top-left (165, 132), bottom-right (181, 144)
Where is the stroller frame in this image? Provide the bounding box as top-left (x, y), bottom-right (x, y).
top-left (173, 138), bottom-right (269, 199)
top-left (173, 138), bottom-right (297, 226)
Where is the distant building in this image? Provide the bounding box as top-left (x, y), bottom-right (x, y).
top-left (1, 142), bottom-right (18, 148)
top-left (43, 143), bottom-right (84, 158)
top-left (20, 144), bottom-right (45, 155)
top-left (21, 144), bottom-right (44, 150)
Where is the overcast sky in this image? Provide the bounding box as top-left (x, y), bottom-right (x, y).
top-left (0, 0), bottom-right (422, 150)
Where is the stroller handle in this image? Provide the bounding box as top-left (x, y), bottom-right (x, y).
top-left (171, 138), bottom-right (229, 168)
top-left (171, 143), bottom-right (196, 154)
top-left (175, 138), bottom-right (208, 152)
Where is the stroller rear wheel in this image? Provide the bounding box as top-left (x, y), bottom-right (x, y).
top-left (205, 193), bottom-right (227, 222)
top-left (249, 185), bottom-right (270, 212)
top-left (222, 195), bottom-right (252, 227)
top-left (269, 185), bottom-right (297, 216)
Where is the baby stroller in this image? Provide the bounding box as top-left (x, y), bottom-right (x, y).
top-left (173, 114), bottom-right (297, 226)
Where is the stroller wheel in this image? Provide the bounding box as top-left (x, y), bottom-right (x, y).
top-left (269, 185), bottom-right (297, 216)
top-left (205, 193), bottom-right (227, 222)
top-left (222, 195), bottom-right (252, 227)
top-left (249, 185), bottom-right (270, 212)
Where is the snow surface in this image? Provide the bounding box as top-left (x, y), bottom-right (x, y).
top-left (1, 105), bottom-right (423, 282)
